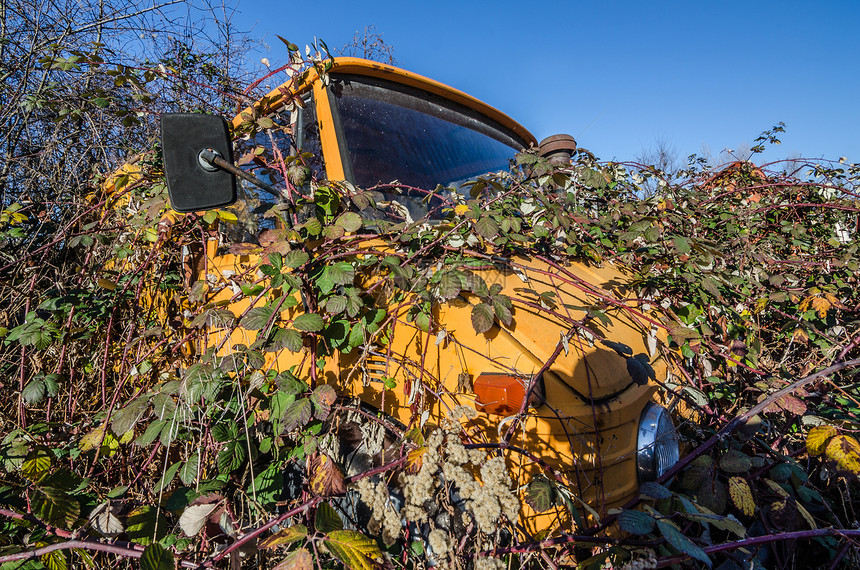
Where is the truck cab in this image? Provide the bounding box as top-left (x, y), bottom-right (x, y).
top-left (160, 57), bottom-right (679, 535)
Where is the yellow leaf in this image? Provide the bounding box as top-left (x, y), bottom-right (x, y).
top-left (796, 502), bottom-right (817, 530)
top-left (454, 204), bottom-right (469, 216)
top-left (797, 296), bottom-right (813, 312)
top-left (97, 278), bottom-right (117, 291)
top-left (824, 293), bottom-right (845, 309)
top-left (161, 209), bottom-right (181, 225)
top-left (21, 448), bottom-right (52, 481)
top-left (769, 498), bottom-right (788, 523)
top-left (406, 447), bottom-right (426, 473)
top-left (324, 530), bottom-right (383, 570)
top-left (273, 548), bottom-right (313, 570)
top-left (791, 328), bottom-right (809, 344)
top-left (763, 479), bottom-right (789, 498)
top-left (259, 524), bottom-right (308, 549)
top-left (79, 427), bottom-right (119, 457)
top-left (806, 425), bottom-right (838, 456)
top-left (41, 549), bottom-right (68, 570)
top-left (728, 476), bottom-right (755, 517)
top-left (217, 210), bottom-right (238, 224)
top-left (824, 434), bottom-right (860, 476)
top-left (810, 296), bottom-right (831, 318)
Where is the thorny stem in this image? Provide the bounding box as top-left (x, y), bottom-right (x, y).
top-left (0, 538), bottom-right (197, 569)
top-left (656, 528), bottom-right (860, 568)
top-left (206, 497), bottom-right (324, 566)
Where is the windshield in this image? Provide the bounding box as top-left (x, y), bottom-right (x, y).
top-left (330, 74), bottom-right (526, 218)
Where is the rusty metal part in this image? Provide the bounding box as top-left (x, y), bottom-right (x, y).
top-left (538, 133), bottom-right (577, 165)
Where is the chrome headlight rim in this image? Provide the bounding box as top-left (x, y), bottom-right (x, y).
top-left (637, 401), bottom-right (680, 483)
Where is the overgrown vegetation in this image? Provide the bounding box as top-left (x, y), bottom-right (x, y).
top-left (1, 4), bottom-right (860, 569)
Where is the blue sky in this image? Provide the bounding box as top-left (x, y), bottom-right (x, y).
top-left (232, 0), bottom-right (859, 167)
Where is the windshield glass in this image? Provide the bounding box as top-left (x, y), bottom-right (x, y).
top-left (330, 74), bottom-right (526, 218)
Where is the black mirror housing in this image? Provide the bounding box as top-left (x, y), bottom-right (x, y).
top-left (161, 113), bottom-right (237, 213)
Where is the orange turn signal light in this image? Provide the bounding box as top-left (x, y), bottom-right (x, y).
top-left (474, 373), bottom-right (530, 416)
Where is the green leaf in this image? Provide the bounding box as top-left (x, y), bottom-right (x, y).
top-left (272, 327), bottom-right (303, 352)
top-left (672, 235), bottom-right (691, 253)
top-left (525, 476), bottom-right (556, 512)
top-left (282, 399), bottom-right (313, 432)
top-left (239, 281), bottom-right (264, 297)
top-left (719, 449), bottom-right (752, 474)
top-left (701, 277), bottom-right (720, 298)
top-left (657, 520), bottom-right (711, 567)
top-left (293, 313), bottom-right (324, 332)
top-left (314, 185), bottom-right (340, 216)
top-left (276, 372), bottom-right (307, 395)
top-left (492, 297), bottom-right (513, 326)
top-left (315, 501), bottom-right (344, 532)
top-left (324, 530), bottom-right (382, 570)
top-left (179, 453), bottom-right (199, 486)
top-left (251, 462), bottom-right (284, 506)
top-left (242, 306), bottom-right (276, 330)
top-left (437, 271), bottom-right (463, 300)
top-left (302, 217), bottom-right (322, 236)
top-left (475, 216), bottom-right (499, 239)
top-left (21, 447), bottom-right (52, 480)
top-left (126, 506), bottom-right (167, 545)
top-left (326, 295), bottom-right (348, 314)
top-left (22, 378), bottom-right (47, 405)
top-left (154, 461), bottom-right (181, 493)
top-left (326, 262), bottom-right (355, 286)
top-left (134, 420), bottom-right (167, 447)
top-left (140, 543), bottom-right (174, 570)
top-left (413, 311), bottom-right (430, 333)
top-left (32, 486), bottom-right (80, 529)
top-left (345, 292), bottom-right (363, 318)
top-left (107, 485), bottom-right (129, 499)
top-left (336, 212), bottom-right (362, 232)
top-left (217, 441), bottom-right (247, 474)
top-left (639, 482), bottom-right (672, 500)
top-left (683, 512), bottom-right (746, 537)
top-left (470, 302), bottom-right (495, 334)
top-left (111, 395), bottom-right (150, 437)
top-left (41, 549), bottom-right (68, 570)
top-left (284, 250), bottom-right (309, 269)
top-left (618, 509), bottom-right (655, 535)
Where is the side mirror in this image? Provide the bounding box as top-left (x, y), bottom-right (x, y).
top-left (161, 113), bottom-right (237, 213)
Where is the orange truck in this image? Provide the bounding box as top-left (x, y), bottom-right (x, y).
top-left (158, 57), bottom-right (679, 535)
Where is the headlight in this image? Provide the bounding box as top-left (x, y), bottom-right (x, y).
top-left (637, 402), bottom-right (680, 482)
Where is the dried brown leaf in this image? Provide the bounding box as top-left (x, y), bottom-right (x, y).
top-left (308, 454), bottom-right (346, 497)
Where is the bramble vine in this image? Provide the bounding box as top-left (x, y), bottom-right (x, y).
top-left (1, 10), bottom-right (860, 570)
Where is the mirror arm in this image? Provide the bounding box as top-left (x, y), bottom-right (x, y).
top-left (199, 148), bottom-right (287, 202)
